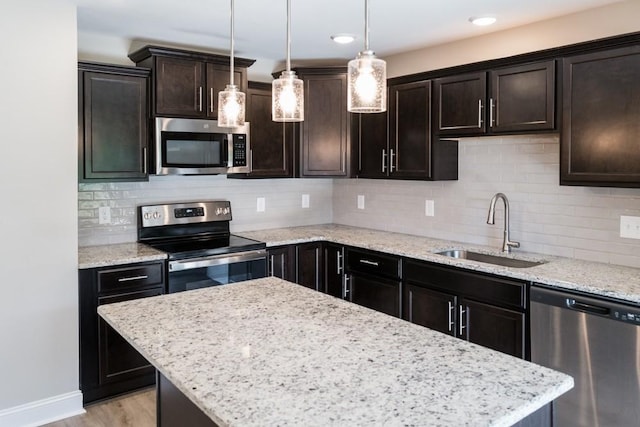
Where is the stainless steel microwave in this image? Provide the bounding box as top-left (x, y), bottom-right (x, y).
top-left (153, 117), bottom-right (251, 175)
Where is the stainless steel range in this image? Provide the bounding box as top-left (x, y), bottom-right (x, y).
top-left (138, 200), bottom-right (267, 293)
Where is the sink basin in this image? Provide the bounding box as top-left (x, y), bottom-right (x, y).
top-left (436, 250), bottom-right (546, 268)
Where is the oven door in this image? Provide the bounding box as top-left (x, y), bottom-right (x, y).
top-left (167, 250), bottom-right (267, 293)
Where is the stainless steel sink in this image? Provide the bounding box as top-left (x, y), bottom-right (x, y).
top-left (436, 250), bottom-right (546, 268)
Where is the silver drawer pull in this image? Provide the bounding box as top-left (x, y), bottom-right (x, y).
top-left (118, 275), bottom-right (148, 282)
top-left (459, 305), bottom-right (466, 336)
top-left (447, 301), bottom-right (455, 332)
top-left (359, 259), bottom-right (379, 267)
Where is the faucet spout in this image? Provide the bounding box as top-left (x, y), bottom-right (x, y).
top-left (487, 193), bottom-right (520, 253)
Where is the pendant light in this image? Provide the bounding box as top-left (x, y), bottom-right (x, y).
top-left (218, 0), bottom-right (245, 127)
top-left (347, 0), bottom-right (386, 113)
top-left (272, 0), bottom-right (304, 122)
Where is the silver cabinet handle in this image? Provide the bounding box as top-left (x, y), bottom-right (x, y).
top-left (142, 147), bottom-right (147, 175)
top-left (343, 275), bottom-right (351, 299)
top-left (198, 86), bottom-right (203, 112)
top-left (210, 87), bottom-right (214, 113)
top-left (390, 149), bottom-right (396, 173)
top-left (381, 149), bottom-right (387, 173)
top-left (447, 301), bottom-right (455, 332)
top-left (477, 99), bottom-right (483, 128)
top-left (336, 250), bottom-right (343, 274)
top-left (459, 305), bottom-right (466, 336)
top-left (118, 275), bottom-right (148, 282)
top-left (269, 254), bottom-right (275, 276)
top-left (359, 259), bottom-right (379, 267)
top-left (489, 98), bottom-right (495, 127)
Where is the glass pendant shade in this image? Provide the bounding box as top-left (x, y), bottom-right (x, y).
top-left (272, 70), bottom-right (304, 122)
top-left (218, 84), bottom-right (245, 128)
top-left (348, 51), bottom-right (386, 113)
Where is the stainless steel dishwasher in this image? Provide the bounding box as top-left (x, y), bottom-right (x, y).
top-left (530, 285), bottom-right (640, 426)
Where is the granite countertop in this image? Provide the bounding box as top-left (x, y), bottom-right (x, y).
top-left (98, 277), bottom-right (573, 427)
top-left (78, 242), bottom-right (167, 269)
top-left (236, 224), bottom-right (640, 305)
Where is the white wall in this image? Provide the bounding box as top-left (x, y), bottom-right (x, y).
top-left (0, 0), bottom-right (81, 425)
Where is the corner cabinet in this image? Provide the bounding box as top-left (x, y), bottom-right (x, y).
top-left (231, 82), bottom-right (295, 178)
top-left (433, 60), bottom-right (555, 137)
top-left (297, 68), bottom-right (352, 177)
top-left (78, 62), bottom-right (150, 182)
top-left (561, 45), bottom-right (640, 187)
top-left (356, 80), bottom-right (458, 180)
top-left (128, 45), bottom-right (254, 119)
top-left (79, 261), bottom-right (165, 404)
top-left (403, 259), bottom-right (527, 359)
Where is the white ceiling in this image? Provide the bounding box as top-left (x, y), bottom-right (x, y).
top-left (76, 0), bottom-right (623, 65)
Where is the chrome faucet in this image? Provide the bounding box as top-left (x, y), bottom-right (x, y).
top-left (487, 193), bottom-right (520, 253)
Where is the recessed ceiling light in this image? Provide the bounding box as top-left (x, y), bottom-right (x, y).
top-left (331, 34), bottom-right (356, 44)
top-left (469, 16), bottom-right (497, 26)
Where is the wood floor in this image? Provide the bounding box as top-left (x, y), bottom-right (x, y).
top-left (43, 388), bottom-right (156, 427)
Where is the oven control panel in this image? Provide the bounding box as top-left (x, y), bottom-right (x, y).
top-left (139, 201), bottom-right (232, 228)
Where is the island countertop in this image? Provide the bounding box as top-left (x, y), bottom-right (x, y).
top-left (98, 277), bottom-right (572, 427)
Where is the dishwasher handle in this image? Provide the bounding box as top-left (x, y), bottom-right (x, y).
top-left (566, 299), bottom-right (610, 316)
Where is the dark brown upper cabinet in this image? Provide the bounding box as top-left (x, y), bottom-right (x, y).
top-left (561, 45), bottom-right (640, 188)
top-left (129, 45), bottom-right (254, 119)
top-left (434, 61), bottom-right (555, 137)
top-left (356, 80), bottom-right (458, 180)
top-left (78, 62), bottom-right (150, 182)
top-left (297, 68), bottom-right (351, 177)
top-left (230, 81), bottom-right (294, 178)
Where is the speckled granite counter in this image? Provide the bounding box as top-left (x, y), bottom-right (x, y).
top-left (236, 224), bottom-right (640, 305)
top-left (78, 242), bottom-right (167, 269)
top-left (98, 277), bottom-right (573, 426)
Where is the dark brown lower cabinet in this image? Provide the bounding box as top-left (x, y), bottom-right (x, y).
top-left (79, 261), bottom-right (165, 404)
top-left (403, 259), bottom-right (527, 359)
top-left (324, 243), bottom-right (345, 298)
top-left (267, 245), bottom-right (295, 282)
top-left (295, 242), bottom-right (323, 292)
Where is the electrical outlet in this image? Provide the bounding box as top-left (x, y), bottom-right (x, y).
top-left (620, 215), bottom-right (640, 239)
top-left (425, 199), bottom-right (435, 217)
top-left (357, 195), bottom-right (365, 210)
top-left (302, 194), bottom-right (310, 209)
top-left (98, 206), bottom-right (111, 225)
top-left (256, 197), bottom-right (266, 212)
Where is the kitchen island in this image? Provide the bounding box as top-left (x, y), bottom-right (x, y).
top-left (98, 277), bottom-right (572, 426)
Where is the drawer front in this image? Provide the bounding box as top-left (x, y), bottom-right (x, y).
top-left (98, 263), bottom-right (164, 294)
top-left (404, 259), bottom-right (525, 310)
top-left (346, 248), bottom-right (401, 280)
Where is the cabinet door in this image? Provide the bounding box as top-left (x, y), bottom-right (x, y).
top-left (324, 243), bottom-right (344, 298)
top-left (80, 70), bottom-right (148, 181)
top-left (490, 61), bottom-right (555, 133)
top-left (296, 242), bottom-right (323, 292)
top-left (300, 72), bottom-right (350, 177)
top-left (268, 246), bottom-right (295, 282)
top-left (355, 112), bottom-right (388, 178)
top-left (98, 287), bottom-right (163, 385)
top-left (459, 298), bottom-right (525, 358)
top-left (389, 80), bottom-right (432, 179)
top-left (403, 283), bottom-right (456, 336)
top-left (434, 72), bottom-right (487, 136)
top-left (243, 82), bottom-right (294, 178)
top-left (349, 273), bottom-right (401, 317)
top-left (155, 57), bottom-right (205, 117)
top-left (561, 46), bottom-right (640, 187)
top-left (206, 63), bottom-right (247, 119)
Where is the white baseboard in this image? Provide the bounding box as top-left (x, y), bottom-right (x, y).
top-left (0, 391), bottom-right (85, 427)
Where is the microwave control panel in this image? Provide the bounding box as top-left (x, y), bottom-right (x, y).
top-left (232, 134), bottom-right (247, 167)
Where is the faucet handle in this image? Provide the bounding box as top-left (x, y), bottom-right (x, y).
top-left (507, 240), bottom-right (520, 249)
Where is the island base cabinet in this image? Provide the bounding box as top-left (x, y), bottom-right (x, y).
top-left (403, 284), bottom-right (456, 336)
top-left (158, 372), bottom-right (218, 427)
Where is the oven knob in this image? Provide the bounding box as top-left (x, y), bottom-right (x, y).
top-left (153, 211), bottom-right (160, 219)
top-left (144, 212), bottom-right (151, 220)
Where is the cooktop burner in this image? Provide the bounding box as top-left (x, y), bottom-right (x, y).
top-left (146, 234), bottom-right (265, 260)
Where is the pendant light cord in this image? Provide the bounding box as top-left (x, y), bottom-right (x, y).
top-left (230, 0), bottom-right (235, 86)
top-left (364, 0), bottom-right (369, 51)
top-left (286, 0), bottom-right (291, 72)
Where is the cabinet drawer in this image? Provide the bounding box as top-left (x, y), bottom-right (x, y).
top-left (404, 259), bottom-right (525, 310)
top-left (346, 248), bottom-right (401, 280)
top-left (97, 263), bottom-right (164, 294)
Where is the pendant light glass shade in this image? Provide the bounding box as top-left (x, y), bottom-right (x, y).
top-left (218, 0), bottom-right (245, 127)
top-left (272, 0), bottom-right (304, 122)
top-left (347, 0), bottom-right (386, 113)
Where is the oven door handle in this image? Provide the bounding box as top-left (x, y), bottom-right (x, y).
top-left (168, 249), bottom-right (267, 272)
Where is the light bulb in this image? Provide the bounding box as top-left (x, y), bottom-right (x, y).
top-left (279, 84), bottom-right (296, 114)
top-left (355, 69), bottom-right (377, 104)
top-left (224, 97), bottom-right (241, 119)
